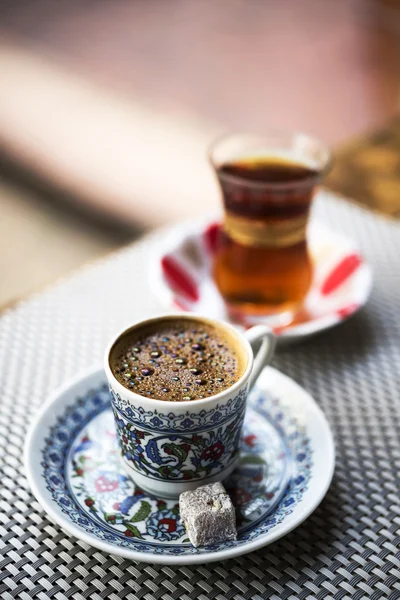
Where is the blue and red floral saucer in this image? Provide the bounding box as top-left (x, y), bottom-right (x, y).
top-left (24, 366), bottom-right (334, 564)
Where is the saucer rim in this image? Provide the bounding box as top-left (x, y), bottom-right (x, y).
top-left (24, 365), bottom-right (335, 565)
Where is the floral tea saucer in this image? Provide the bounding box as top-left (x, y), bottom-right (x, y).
top-left (25, 366), bottom-right (334, 564)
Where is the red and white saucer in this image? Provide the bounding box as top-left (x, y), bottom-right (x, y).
top-left (149, 218), bottom-right (372, 344)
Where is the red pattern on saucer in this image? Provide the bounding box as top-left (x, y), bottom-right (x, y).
top-left (161, 256), bottom-right (199, 303)
top-left (320, 254), bottom-right (363, 296)
top-left (152, 220), bottom-right (372, 342)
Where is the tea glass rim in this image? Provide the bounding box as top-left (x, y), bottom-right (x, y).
top-left (208, 130), bottom-right (332, 190)
top-left (104, 313), bottom-right (254, 409)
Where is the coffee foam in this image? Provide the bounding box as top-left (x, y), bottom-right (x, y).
top-left (110, 317), bottom-right (246, 402)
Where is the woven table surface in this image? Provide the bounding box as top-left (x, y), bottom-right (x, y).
top-left (0, 191), bottom-right (399, 600)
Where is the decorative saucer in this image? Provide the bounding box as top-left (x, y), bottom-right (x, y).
top-left (25, 366), bottom-right (334, 564)
top-left (150, 218), bottom-right (372, 344)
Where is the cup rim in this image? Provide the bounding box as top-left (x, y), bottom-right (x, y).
top-left (208, 129), bottom-right (333, 189)
top-left (104, 313), bottom-right (253, 409)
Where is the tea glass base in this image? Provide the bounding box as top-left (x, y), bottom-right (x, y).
top-left (227, 305), bottom-right (296, 329)
top-left (121, 455), bottom-right (239, 499)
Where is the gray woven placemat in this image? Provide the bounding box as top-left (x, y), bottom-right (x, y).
top-left (0, 191), bottom-right (399, 600)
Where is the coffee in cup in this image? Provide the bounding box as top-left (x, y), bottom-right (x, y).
top-left (109, 317), bottom-right (246, 402)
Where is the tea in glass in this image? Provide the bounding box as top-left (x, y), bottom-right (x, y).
top-left (210, 132), bottom-right (331, 325)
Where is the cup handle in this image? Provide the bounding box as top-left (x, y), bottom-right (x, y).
top-left (244, 325), bottom-right (276, 391)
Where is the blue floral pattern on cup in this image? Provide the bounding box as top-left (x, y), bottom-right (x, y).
top-left (110, 387), bottom-right (247, 432)
top-left (112, 405), bottom-right (244, 482)
top-left (41, 382), bottom-right (312, 556)
top-left (110, 387), bottom-right (247, 482)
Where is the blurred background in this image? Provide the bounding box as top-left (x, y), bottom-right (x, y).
top-left (1, 0), bottom-right (400, 307)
